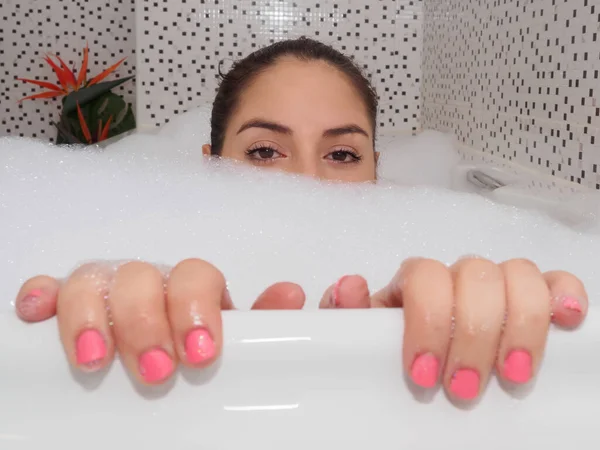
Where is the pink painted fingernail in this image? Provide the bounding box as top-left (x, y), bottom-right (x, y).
top-left (503, 350), bottom-right (532, 384)
top-left (139, 348), bottom-right (174, 383)
top-left (330, 276), bottom-right (349, 307)
top-left (450, 369), bottom-right (480, 400)
top-left (185, 328), bottom-right (216, 364)
top-left (17, 288), bottom-right (44, 317)
top-left (76, 329), bottom-right (107, 370)
top-left (562, 296), bottom-right (582, 313)
top-left (410, 353), bottom-right (439, 388)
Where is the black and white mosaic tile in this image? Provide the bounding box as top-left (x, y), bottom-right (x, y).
top-left (136, 0), bottom-right (423, 135)
top-left (3, 0), bottom-right (598, 191)
top-left (422, 0), bottom-right (600, 189)
top-left (0, 0), bottom-right (136, 141)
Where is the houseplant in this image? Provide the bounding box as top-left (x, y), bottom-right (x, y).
top-left (17, 44), bottom-right (136, 145)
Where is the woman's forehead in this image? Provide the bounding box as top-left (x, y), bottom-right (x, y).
top-left (230, 58), bottom-right (373, 132)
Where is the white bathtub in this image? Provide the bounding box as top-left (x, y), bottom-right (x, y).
top-left (1, 309), bottom-right (600, 449)
top-left (377, 132), bottom-right (600, 231)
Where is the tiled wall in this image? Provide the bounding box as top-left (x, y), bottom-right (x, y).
top-left (4, 0), bottom-right (600, 190)
top-left (0, 0), bottom-right (136, 141)
top-left (136, 0), bottom-right (423, 135)
top-left (422, 0), bottom-right (600, 189)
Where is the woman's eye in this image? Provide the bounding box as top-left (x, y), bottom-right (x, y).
top-left (326, 150), bottom-right (362, 163)
top-left (245, 147), bottom-right (283, 162)
top-left (256, 148), bottom-right (275, 159)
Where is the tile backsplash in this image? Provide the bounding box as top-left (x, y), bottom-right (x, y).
top-left (422, 0), bottom-right (600, 189)
top-left (135, 0), bottom-right (423, 135)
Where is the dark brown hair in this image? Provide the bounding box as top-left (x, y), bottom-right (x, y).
top-left (210, 37), bottom-right (378, 155)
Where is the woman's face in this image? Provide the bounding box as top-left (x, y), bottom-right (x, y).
top-left (203, 57), bottom-right (378, 182)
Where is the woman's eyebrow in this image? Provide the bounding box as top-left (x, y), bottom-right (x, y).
top-left (237, 119), bottom-right (292, 135)
top-left (237, 119), bottom-right (369, 139)
top-left (322, 124), bottom-right (369, 138)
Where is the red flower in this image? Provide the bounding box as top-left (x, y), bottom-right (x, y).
top-left (76, 102), bottom-right (114, 144)
top-left (17, 44), bottom-right (126, 102)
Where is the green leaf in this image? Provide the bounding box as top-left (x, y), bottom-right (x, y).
top-left (53, 120), bottom-right (82, 145)
top-left (61, 109), bottom-right (90, 144)
top-left (62, 76), bottom-right (134, 114)
top-left (109, 103), bottom-right (136, 138)
top-left (59, 91), bottom-right (136, 144)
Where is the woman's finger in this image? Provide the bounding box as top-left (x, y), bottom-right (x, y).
top-left (56, 263), bottom-right (115, 372)
top-left (318, 275), bottom-right (370, 309)
top-left (108, 261), bottom-right (175, 385)
top-left (443, 258), bottom-right (505, 401)
top-left (167, 258), bottom-right (228, 369)
top-left (252, 282), bottom-right (306, 310)
top-left (15, 275), bottom-right (60, 322)
top-left (496, 259), bottom-right (551, 385)
top-left (371, 258), bottom-right (434, 308)
top-left (544, 270), bottom-right (588, 329)
top-left (395, 258), bottom-right (453, 389)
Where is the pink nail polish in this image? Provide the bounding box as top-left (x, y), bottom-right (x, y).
top-left (503, 350), bottom-right (532, 384)
top-left (410, 353), bottom-right (439, 388)
top-left (330, 276), bottom-right (348, 307)
top-left (139, 348), bottom-right (174, 383)
top-left (450, 369), bottom-right (480, 400)
top-left (562, 296), bottom-right (582, 313)
top-left (17, 289), bottom-right (44, 317)
top-left (185, 328), bottom-right (216, 364)
top-left (76, 329), bottom-right (107, 370)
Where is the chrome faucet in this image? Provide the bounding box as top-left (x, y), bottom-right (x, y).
top-left (466, 169), bottom-right (506, 191)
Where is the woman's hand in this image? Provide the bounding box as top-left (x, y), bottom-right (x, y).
top-left (14, 259), bottom-right (305, 384)
top-left (319, 257), bottom-right (588, 401)
top-left (15, 256), bottom-right (587, 399)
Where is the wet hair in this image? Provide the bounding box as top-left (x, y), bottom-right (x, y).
top-left (210, 37), bottom-right (378, 155)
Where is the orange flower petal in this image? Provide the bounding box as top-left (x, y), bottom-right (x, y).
top-left (99, 116), bottom-right (113, 141)
top-left (87, 57), bottom-right (126, 86)
top-left (43, 56), bottom-right (69, 90)
top-left (76, 103), bottom-right (92, 144)
top-left (76, 44), bottom-right (89, 90)
top-left (53, 54), bottom-right (77, 89)
top-left (16, 78), bottom-right (65, 92)
top-left (18, 90), bottom-right (65, 102)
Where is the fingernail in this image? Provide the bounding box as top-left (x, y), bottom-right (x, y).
top-left (185, 328), bottom-right (216, 364)
top-left (410, 353), bottom-right (439, 388)
top-left (450, 368), bottom-right (480, 400)
top-left (139, 348), bottom-right (174, 383)
top-left (561, 296), bottom-right (582, 313)
top-left (503, 350), bottom-right (532, 384)
top-left (330, 276), bottom-right (348, 308)
top-left (76, 329), bottom-right (107, 370)
top-left (223, 288), bottom-right (233, 305)
top-left (17, 289), bottom-right (44, 317)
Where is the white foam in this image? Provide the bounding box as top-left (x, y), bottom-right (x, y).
top-left (1, 110), bottom-right (599, 311)
top-left (376, 130), bottom-right (461, 188)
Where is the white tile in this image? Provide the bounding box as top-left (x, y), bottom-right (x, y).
top-left (422, 0), bottom-right (600, 189)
